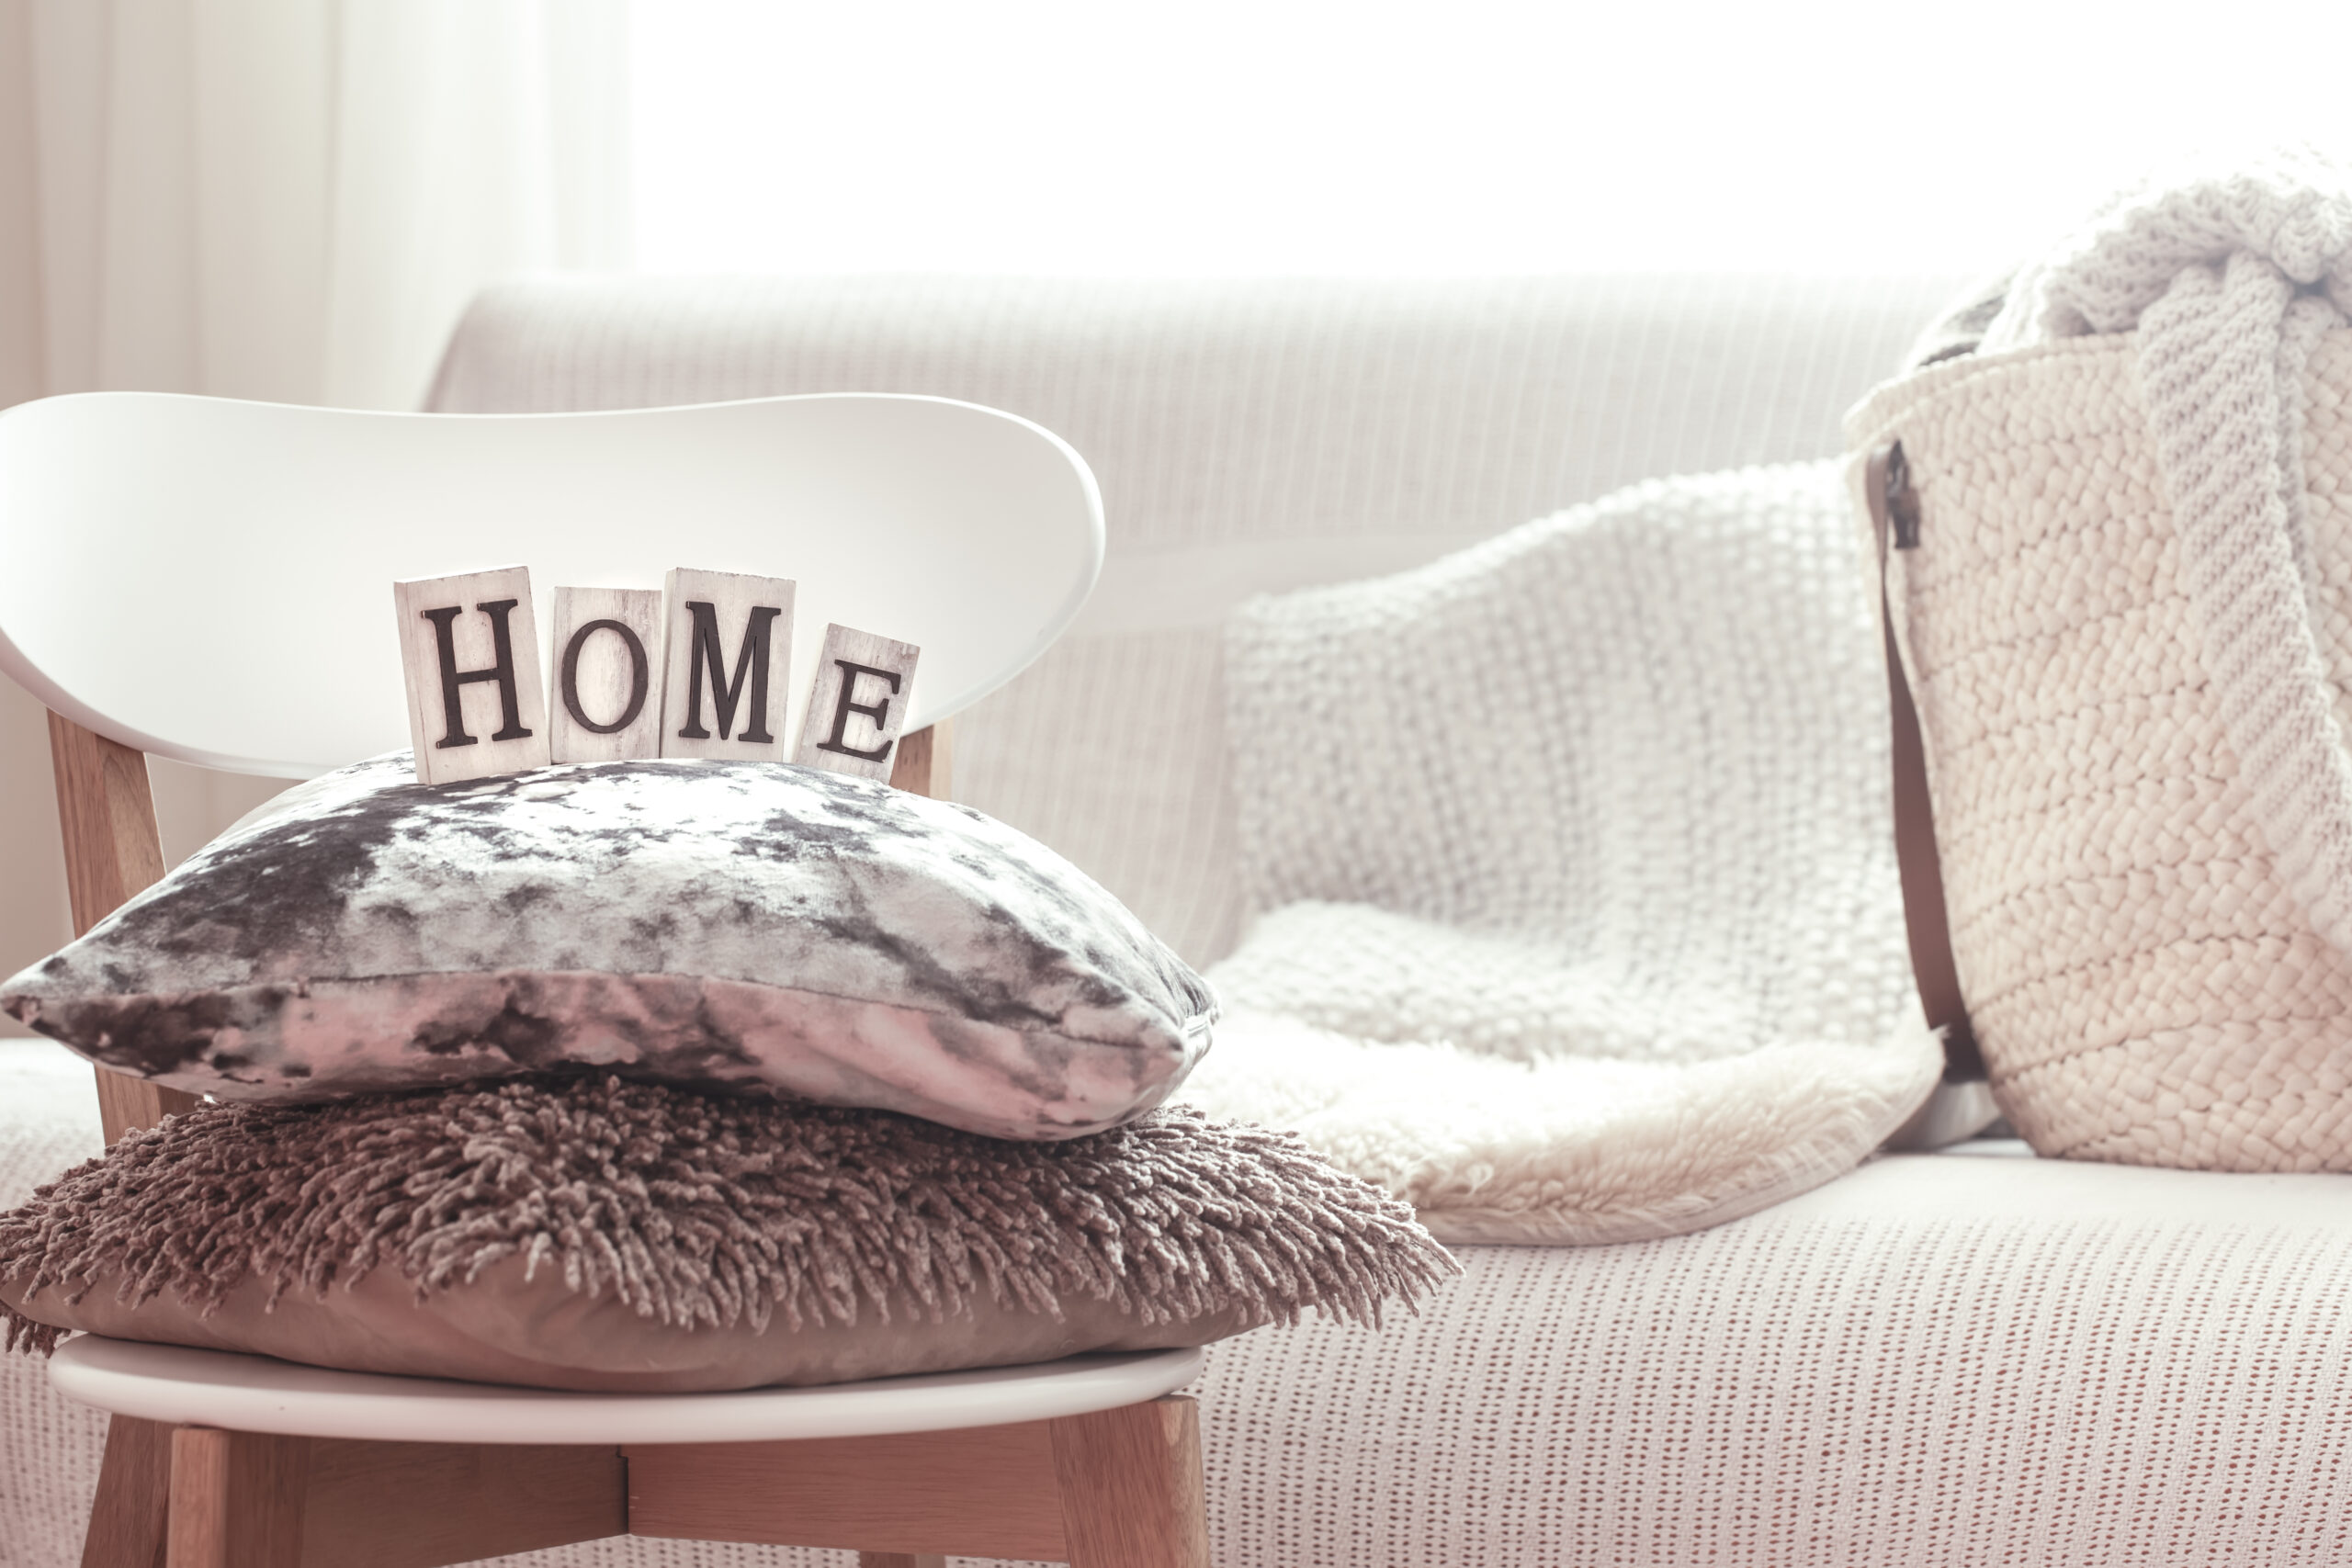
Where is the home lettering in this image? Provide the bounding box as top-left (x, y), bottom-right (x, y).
top-left (395, 567), bottom-right (919, 784)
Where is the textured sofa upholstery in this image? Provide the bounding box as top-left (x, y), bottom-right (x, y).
top-left (10, 273), bottom-right (2352, 1565)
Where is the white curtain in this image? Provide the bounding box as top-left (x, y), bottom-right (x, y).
top-left (1, 0), bottom-right (628, 408)
top-left (0, 0), bottom-right (630, 1013)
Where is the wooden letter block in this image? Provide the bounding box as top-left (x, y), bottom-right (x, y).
top-left (660, 568), bottom-right (796, 762)
top-left (393, 567), bottom-right (551, 785)
top-left (548, 586), bottom-right (664, 763)
top-left (795, 624), bottom-right (921, 781)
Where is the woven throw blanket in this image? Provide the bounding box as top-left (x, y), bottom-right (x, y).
top-left (1978, 151), bottom-right (2352, 956)
top-left (1177, 462), bottom-right (1942, 1245)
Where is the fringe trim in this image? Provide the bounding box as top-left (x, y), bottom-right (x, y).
top-left (3, 1297), bottom-right (62, 1356)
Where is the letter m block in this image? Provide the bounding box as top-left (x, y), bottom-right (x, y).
top-left (660, 569), bottom-right (797, 762)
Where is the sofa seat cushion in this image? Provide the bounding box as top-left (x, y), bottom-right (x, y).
top-left (1186, 1144), bottom-right (2352, 1565)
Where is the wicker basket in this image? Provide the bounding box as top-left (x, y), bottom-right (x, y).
top-left (1845, 330), bottom-right (2352, 1169)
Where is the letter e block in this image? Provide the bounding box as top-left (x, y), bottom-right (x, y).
top-left (393, 567), bottom-right (552, 784)
top-left (549, 586), bottom-right (664, 763)
top-left (795, 623), bottom-right (920, 781)
top-left (660, 569), bottom-right (796, 761)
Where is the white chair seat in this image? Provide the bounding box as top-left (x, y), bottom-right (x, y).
top-left (49, 1335), bottom-right (1202, 1445)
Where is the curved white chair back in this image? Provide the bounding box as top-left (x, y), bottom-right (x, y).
top-left (0, 392), bottom-right (1102, 777)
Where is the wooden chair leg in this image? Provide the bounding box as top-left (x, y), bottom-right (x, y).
top-left (81, 1415), bottom-right (174, 1568)
top-left (888, 719), bottom-right (952, 798)
top-left (629, 1395), bottom-right (1209, 1564)
top-left (48, 711), bottom-right (204, 1146)
top-left (1047, 1397), bottom-right (1210, 1568)
top-left (628, 1421), bottom-right (1068, 1560)
top-left (300, 1438), bottom-right (627, 1564)
top-left (165, 1427), bottom-right (310, 1568)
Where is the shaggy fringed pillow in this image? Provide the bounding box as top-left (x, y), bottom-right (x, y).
top-left (0, 753), bottom-right (1216, 1140)
top-left (0, 1077), bottom-right (1454, 1392)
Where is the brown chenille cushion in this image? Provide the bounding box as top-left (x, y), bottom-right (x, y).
top-left (0, 1077), bottom-right (1454, 1392)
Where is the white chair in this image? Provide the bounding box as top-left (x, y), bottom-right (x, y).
top-left (0, 389), bottom-right (1209, 1568)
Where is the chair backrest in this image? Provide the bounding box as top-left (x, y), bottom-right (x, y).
top-left (0, 390), bottom-right (1102, 777)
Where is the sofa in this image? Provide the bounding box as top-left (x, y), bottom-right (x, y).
top-left (8, 272), bottom-right (2352, 1566)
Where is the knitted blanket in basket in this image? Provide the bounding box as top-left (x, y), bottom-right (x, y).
top-left (1976, 150), bottom-right (2352, 963)
top-left (1175, 461), bottom-right (1943, 1245)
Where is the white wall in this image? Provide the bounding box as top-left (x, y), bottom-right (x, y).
top-left (631, 0), bottom-right (2352, 278)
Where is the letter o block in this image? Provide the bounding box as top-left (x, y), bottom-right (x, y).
top-left (549, 586), bottom-right (664, 763)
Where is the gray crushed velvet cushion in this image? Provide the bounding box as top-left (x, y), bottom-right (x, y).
top-left (0, 1078), bottom-right (1457, 1391)
top-left (0, 753), bottom-right (1216, 1139)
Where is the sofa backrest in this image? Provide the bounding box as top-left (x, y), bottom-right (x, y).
top-left (428, 274), bottom-right (1964, 963)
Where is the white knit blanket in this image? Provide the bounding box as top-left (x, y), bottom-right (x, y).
top-left (1177, 462), bottom-right (1942, 1244)
top-left (1979, 151), bottom-right (2352, 959)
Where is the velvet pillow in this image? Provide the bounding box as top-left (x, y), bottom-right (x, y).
top-left (0, 754), bottom-right (1216, 1140)
top-left (0, 1078), bottom-right (1455, 1391)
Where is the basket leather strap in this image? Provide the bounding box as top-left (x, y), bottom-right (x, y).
top-left (1866, 441), bottom-right (1984, 1082)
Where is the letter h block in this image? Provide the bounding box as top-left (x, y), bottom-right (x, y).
top-left (393, 567), bottom-right (552, 784)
